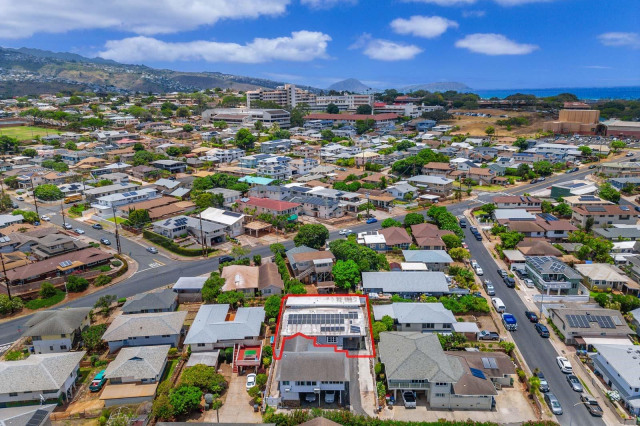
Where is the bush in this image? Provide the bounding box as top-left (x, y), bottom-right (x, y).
top-left (180, 364), bottom-right (228, 393)
top-left (143, 230), bottom-right (206, 256)
top-left (170, 385), bottom-right (202, 415)
top-left (168, 347), bottom-right (178, 356)
top-left (25, 290), bottom-right (65, 310)
top-left (117, 297), bottom-right (126, 303)
top-left (94, 275), bottom-right (112, 287)
top-left (111, 260), bottom-right (122, 267)
top-left (39, 282), bottom-right (57, 298)
top-left (66, 275), bottom-right (89, 292)
top-left (83, 324), bottom-right (107, 352)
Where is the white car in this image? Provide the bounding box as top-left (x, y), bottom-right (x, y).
top-left (339, 229), bottom-right (353, 236)
top-left (246, 373), bottom-right (256, 390)
top-left (556, 356), bottom-right (573, 374)
top-left (523, 278), bottom-right (535, 288)
top-left (475, 266), bottom-right (484, 276)
top-left (41, 215), bottom-right (51, 221)
top-left (75, 229), bottom-right (85, 234)
top-left (324, 391), bottom-right (336, 404)
top-left (470, 259), bottom-right (479, 269)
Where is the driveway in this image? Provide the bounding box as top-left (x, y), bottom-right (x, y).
top-left (206, 373), bottom-right (262, 423)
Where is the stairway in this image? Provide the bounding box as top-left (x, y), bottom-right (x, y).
top-left (296, 266), bottom-right (314, 281)
top-left (232, 343), bottom-right (239, 373)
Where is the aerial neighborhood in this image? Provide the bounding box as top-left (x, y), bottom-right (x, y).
top-left (0, 83), bottom-right (639, 426)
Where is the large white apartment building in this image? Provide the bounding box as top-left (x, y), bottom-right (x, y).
top-left (246, 84), bottom-right (316, 108)
top-left (202, 108), bottom-right (291, 128)
top-left (314, 93), bottom-right (374, 111)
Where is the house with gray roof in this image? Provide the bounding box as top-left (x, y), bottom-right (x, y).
top-left (184, 304), bottom-right (264, 350)
top-left (0, 404), bottom-right (57, 426)
top-left (172, 276), bottom-right (208, 302)
top-left (362, 271), bottom-right (450, 298)
top-left (373, 303), bottom-right (456, 333)
top-left (0, 351), bottom-right (85, 406)
top-left (594, 227), bottom-right (640, 241)
top-left (402, 250), bottom-right (453, 272)
top-left (524, 256), bottom-right (583, 295)
top-left (378, 332), bottom-right (496, 410)
top-left (103, 311), bottom-right (187, 352)
top-left (591, 344), bottom-right (640, 415)
top-left (22, 307), bottom-right (91, 354)
top-left (121, 289), bottom-right (177, 314)
top-left (104, 345), bottom-right (169, 384)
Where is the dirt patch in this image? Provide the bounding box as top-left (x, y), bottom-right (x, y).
top-left (459, 314), bottom-right (499, 334)
top-left (445, 108), bottom-right (551, 137)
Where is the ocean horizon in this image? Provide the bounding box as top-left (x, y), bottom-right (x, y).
top-left (469, 86), bottom-right (640, 100)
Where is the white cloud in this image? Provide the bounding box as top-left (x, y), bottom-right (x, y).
top-left (300, 0), bottom-right (357, 9)
top-left (598, 32), bottom-right (640, 49)
top-left (583, 65), bottom-right (612, 70)
top-left (462, 10), bottom-right (486, 17)
top-left (0, 0), bottom-right (290, 38)
top-left (98, 31), bottom-right (331, 64)
top-left (455, 33), bottom-right (538, 55)
top-left (406, 0), bottom-right (557, 5)
top-left (390, 16), bottom-right (458, 39)
top-left (349, 34), bottom-right (422, 61)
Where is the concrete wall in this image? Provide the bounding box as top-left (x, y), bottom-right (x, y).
top-left (107, 335), bottom-right (179, 353)
top-left (32, 337), bottom-right (73, 353)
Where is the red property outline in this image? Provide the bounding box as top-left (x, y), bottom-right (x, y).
top-left (272, 293), bottom-right (376, 360)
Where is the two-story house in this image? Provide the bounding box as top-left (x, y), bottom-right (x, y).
top-left (572, 204), bottom-right (638, 228)
top-left (102, 311), bottom-right (187, 352)
top-left (286, 246), bottom-right (335, 291)
top-left (493, 196), bottom-right (542, 210)
top-left (373, 303), bottom-right (456, 333)
top-left (524, 256), bottom-right (583, 295)
top-left (22, 307), bottom-right (91, 353)
top-left (220, 264), bottom-right (284, 296)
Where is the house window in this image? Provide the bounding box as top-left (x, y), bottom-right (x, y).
top-left (49, 346), bottom-right (54, 351)
top-left (282, 381), bottom-right (290, 386)
top-left (327, 336), bottom-right (337, 344)
top-left (162, 335), bottom-right (170, 338)
top-left (435, 393), bottom-right (446, 398)
top-left (9, 392), bottom-right (17, 397)
top-left (197, 343), bottom-right (205, 347)
top-left (435, 382), bottom-right (448, 386)
top-left (60, 345), bottom-right (67, 350)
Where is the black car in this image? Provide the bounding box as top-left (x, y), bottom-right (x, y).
top-left (525, 311), bottom-right (539, 322)
top-left (588, 164), bottom-right (597, 169)
top-left (100, 238), bottom-right (111, 246)
top-left (535, 323), bottom-right (550, 338)
top-left (470, 226), bottom-right (478, 233)
top-left (503, 276), bottom-right (515, 288)
top-left (474, 233), bottom-right (483, 241)
top-left (218, 255), bottom-right (234, 264)
top-left (92, 223), bottom-right (103, 230)
top-left (514, 268), bottom-right (528, 279)
top-left (459, 218), bottom-right (467, 228)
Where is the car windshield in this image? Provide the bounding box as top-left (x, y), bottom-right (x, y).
top-left (551, 401), bottom-right (560, 408)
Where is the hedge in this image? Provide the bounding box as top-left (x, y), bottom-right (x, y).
top-left (143, 230), bottom-right (204, 257)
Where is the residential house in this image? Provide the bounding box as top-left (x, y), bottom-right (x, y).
top-left (260, 139), bottom-right (292, 153)
top-left (524, 256), bottom-right (583, 295)
top-left (493, 196), bottom-right (542, 210)
top-left (84, 183), bottom-right (141, 202)
top-left (0, 404), bottom-right (57, 426)
top-left (402, 250), bottom-right (453, 272)
top-left (102, 311), bottom-right (187, 352)
top-left (286, 246), bottom-right (335, 291)
top-left (444, 351), bottom-right (516, 388)
top-left (0, 351), bottom-right (85, 407)
top-left (407, 175), bottom-right (454, 196)
top-left (516, 239), bottom-right (563, 257)
top-left (411, 223), bottom-right (452, 250)
top-left (550, 180), bottom-right (598, 198)
top-left (200, 208), bottom-right (245, 237)
top-left (290, 196), bottom-right (343, 219)
top-left (547, 306), bottom-right (632, 345)
top-left (235, 197), bottom-right (300, 218)
top-left (207, 148), bottom-right (245, 163)
top-left (379, 227), bottom-right (412, 250)
top-left (172, 276), bottom-right (208, 303)
top-left (121, 289), bottom-right (178, 314)
top-left (591, 344), bottom-right (640, 415)
top-left (572, 204), bottom-right (637, 228)
top-left (152, 215), bottom-right (226, 246)
top-left (386, 182), bottom-right (418, 200)
top-left (422, 163), bottom-right (453, 176)
top-left (595, 227), bottom-right (640, 241)
top-left (257, 156), bottom-right (292, 180)
top-left (220, 263), bottom-right (284, 296)
top-left (92, 188), bottom-right (159, 217)
top-left (0, 215), bottom-right (23, 230)
top-left (21, 307), bottom-right (91, 354)
top-left (362, 271), bottom-right (450, 298)
top-left (373, 303), bottom-right (456, 333)
top-left (150, 160), bottom-right (187, 174)
top-left (598, 161), bottom-right (640, 178)
top-left (207, 188), bottom-right (242, 207)
top-left (574, 263), bottom-right (638, 293)
top-left (104, 345), bottom-right (169, 385)
top-left (466, 167), bottom-right (494, 185)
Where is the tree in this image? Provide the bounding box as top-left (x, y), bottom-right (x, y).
top-left (202, 272), bottom-right (225, 303)
top-left (485, 126), bottom-right (495, 136)
top-left (599, 182), bottom-right (621, 203)
top-left (0, 294), bottom-right (23, 314)
top-left (372, 321), bottom-right (388, 341)
top-left (287, 283), bottom-right (307, 294)
top-left (132, 150), bottom-right (154, 166)
top-left (499, 231), bottom-right (525, 250)
top-left (441, 234), bottom-right (462, 250)
top-left (216, 291), bottom-right (244, 309)
top-left (65, 141), bottom-right (77, 150)
top-left (269, 243), bottom-right (286, 256)
top-left (180, 364), bottom-right (227, 394)
top-left (516, 163), bottom-right (531, 178)
top-left (67, 276), bottom-right (89, 292)
top-left (182, 124), bottom-right (194, 132)
top-left (82, 324), bottom-right (107, 352)
top-left (449, 247), bottom-right (470, 261)
top-left (356, 104), bottom-right (372, 115)
top-left (176, 106), bottom-right (191, 118)
top-left (552, 202), bottom-right (572, 218)
top-left (585, 216), bottom-right (595, 233)
top-left (332, 259), bottom-right (361, 290)
top-left (68, 95), bottom-right (83, 105)
top-left (22, 148), bottom-right (37, 157)
top-left (578, 146), bottom-right (592, 156)
top-left (153, 392), bottom-right (173, 420)
top-left (482, 203), bottom-right (497, 215)
top-left (320, 129), bottom-right (335, 140)
top-left (611, 140), bottom-right (626, 153)
top-left (231, 244), bottom-right (250, 260)
top-left (264, 295), bottom-right (282, 321)
top-left (235, 128), bottom-right (256, 150)
top-left (170, 386), bottom-right (202, 416)
top-left (403, 212), bottom-right (425, 227)
top-left (12, 209), bottom-right (38, 223)
top-left (253, 254), bottom-right (262, 265)
top-left (326, 103), bottom-right (339, 114)
top-left (533, 160), bottom-right (553, 176)
top-left (39, 282), bottom-right (57, 298)
top-left (34, 184), bottom-right (63, 201)
top-left (381, 218), bottom-right (402, 228)
top-left (513, 137), bottom-right (529, 152)
top-left (126, 209), bottom-right (151, 227)
top-left (355, 119), bottom-right (375, 135)
top-left (541, 200), bottom-right (553, 213)
top-left (289, 103), bottom-right (310, 127)
top-left (0, 136), bottom-right (19, 154)
top-left (294, 224), bottom-right (329, 249)
top-left (94, 294), bottom-right (117, 312)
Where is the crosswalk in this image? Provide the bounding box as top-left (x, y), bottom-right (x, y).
top-left (136, 258), bottom-right (166, 274)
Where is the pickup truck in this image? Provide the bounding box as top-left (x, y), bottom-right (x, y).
top-left (580, 394), bottom-right (603, 417)
top-left (402, 391), bottom-right (417, 408)
top-left (502, 313), bottom-right (518, 331)
top-left (477, 330), bottom-right (500, 341)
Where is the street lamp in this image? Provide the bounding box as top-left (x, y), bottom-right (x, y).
top-left (569, 401), bottom-right (591, 426)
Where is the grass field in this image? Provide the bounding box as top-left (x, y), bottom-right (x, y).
top-left (0, 126), bottom-right (61, 140)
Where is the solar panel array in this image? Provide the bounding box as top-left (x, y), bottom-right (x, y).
top-left (320, 326), bottom-right (345, 332)
top-left (621, 206), bottom-right (630, 211)
top-left (579, 195), bottom-right (599, 201)
top-left (288, 312), bottom-right (358, 325)
top-left (59, 260), bottom-right (73, 268)
top-left (481, 357), bottom-right (498, 369)
top-left (122, 191), bottom-right (139, 197)
top-left (174, 217), bottom-right (188, 226)
top-left (586, 206), bottom-right (606, 212)
top-left (470, 368), bottom-right (486, 380)
top-left (566, 314), bottom-right (617, 329)
top-left (566, 314), bottom-right (591, 328)
top-left (539, 213), bottom-right (558, 222)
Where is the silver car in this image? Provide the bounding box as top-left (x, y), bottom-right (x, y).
top-left (544, 393), bottom-right (563, 415)
top-left (566, 375), bottom-right (583, 392)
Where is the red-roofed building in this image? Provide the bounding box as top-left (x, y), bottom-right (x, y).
top-left (304, 113), bottom-right (398, 128)
top-left (236, 197), bottom-right (300, 217)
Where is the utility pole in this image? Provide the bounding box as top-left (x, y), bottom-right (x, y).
top-left (30, 176), bottom-right (39, 218)
top-left (60, 200), bottom-right (66, 227)
top-left (111, 206), bottom-right (122, 255)
top-left (0, 253), bottom-right (13, 313)
top-left (198, 211), bottom-right (207, 257)
top-left (366, 192), bottom-right (370, 218)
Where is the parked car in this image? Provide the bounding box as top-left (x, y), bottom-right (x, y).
top-left (536, 371), bottom-right (549, 392)
top-left (523, 278), bottom-right (535, 288)
top-left (339, 229), bottom-right (353, 236)
top-left (474, 266), bottom-right (484, 276)
top-left (525, 311), bottom-right (539, 322)
top-left (92, 223), bottom-right (103, 230)
top-left (634, 205), bottom-right (640, 213)
top-left (305, 393), bottom-right (317, 403)
top-left (147, 246), bottom-right (158, 254)
top-left (461, 242), bottom-right (468, 249)
top-left (491, 297), bottom-right (506, 313)
top-left (75, 228), bottom-right (85, 234)
top-left (538, 177), bottom-right (546, 181)
top-left (16, 196), bottom-right (24, 201)
top-left (218, 255), bottom-right (234, 264)
top-left (580, 394), bottom-right (603, 417)
top-left (100, 238), bottom-right (111, 246)
top-left (325, 391), bottom-right (336, 404)
top-left (503, 276), bottom-right (515, 288)
top-left (470, 226), bottom-right (478, 233)
top-left (556, 356), bottom-right (573, 374)
top-left (477, 330), bottom-right (500, 341)
top-left (626, 152), bottom-right (634, 157)
top-left (89, 370), bottom-right (107, 392)
top-left (366, 217), bottom-right (378, 224)
top-left (589, 164), bottom-right (597, 169)
top-left (544, 393), bottom-right (563, 415)
top-left (485, 283), bottom-right (495, 296)
top-left (63, 223), bottom-right (73, 230)
top-left (40, 215), bottom-right (50, 221)
top-left (514, 268), bottom-right (528, 279)
top-left (459, 218), bottom-right (467, 228)
top-left (497, 269), bottom-right (508, 278)
top-left (402, 391), bottom-right (416, 408)
top-left (566, 374), bottom-right (583, 392)
top-left (246, 373), bottom-right (256, 390)
top-left (474, 233), bottom-right (483, 241)
top-left (470, 259), bottom-right (479, 269)
top-left (535, 323), bottom-right (550, 338)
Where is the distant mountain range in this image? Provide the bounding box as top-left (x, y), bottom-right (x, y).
top-left (400, 82), bottom-right (473, 93)
top-left (327, 78), bottom-right (372, 93)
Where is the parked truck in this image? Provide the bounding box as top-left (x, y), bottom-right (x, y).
top-left (502, 313), bottom-right (518, 331)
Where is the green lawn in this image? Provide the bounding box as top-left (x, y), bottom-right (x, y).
top-left (24, 290), bottom-right (66, 310)
top-left (160, 359), bottom-right (179, 383)
top-left (106, 217), bottom-right (126, 224)
top-left (474, 185), bottom-right (507, 192)
top-left (0, 126), bottom-right (61, 140)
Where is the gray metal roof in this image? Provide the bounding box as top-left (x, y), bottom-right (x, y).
top-left (362, 271), bottom-right (449, 293)
top-left (592, 345), bottom-right (640, 388)
top-left (285, 245), bottom-right (315, 267)
top-left (373, 303), bottom-right (456, 324)
top-left (172, 276), bottom-right (208, 290)
top-left (402, 250), bottom-right (453, 264)
top-left (103, 311), bottom-right (187, 341)
top-left (184, 304), bottom-right (264, 345)
top-left (275, 336), bottom-right (349, 382)
top-left (525, 256), bottom-right (582, 279)
top-left (0, 351), bottom-right (85, 394)
top-left (22, 307), bottom-right (91, 337)
top-left (0, 404), bottom-right (56, 426)
top-left (121, 289), bottom-right (177, 314)
top-left (378, 332), bottom-right (462, 383)
top-left (104, 345), bottom-right (170, 381)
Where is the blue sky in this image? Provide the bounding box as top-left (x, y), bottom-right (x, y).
top-left (1, 0), bottom-right (639, 90)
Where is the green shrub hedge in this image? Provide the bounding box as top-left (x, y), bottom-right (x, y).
top-left (143, 230), bottom-right (204, 257)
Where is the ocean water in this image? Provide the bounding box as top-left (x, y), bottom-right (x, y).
top-left (470, 86), bottom-right (640, 100)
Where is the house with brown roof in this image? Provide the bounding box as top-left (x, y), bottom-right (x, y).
top-left (286, 246), bottom-right (335, 292)
top-left (379, 227), bottom-right (412, 250)
top-left (534, 215), bottom-right (577, 240)
top-left (467, 167), bottom-right (495, 185)
top-left (572, 204), bottom-right (638, 228)
top-left (410, 223), bottom-right (452, 249)
top-left (505, 221), bottom-right (546, 238)
top-left (74, 156), bottom-right (107, 169)
top-left (516, 239), bottom-right (563, 257)
top-left (235, 197), bottom-right (300, 218)
top-left (221, 263), bottom-right (284, 296)
top-left (422, 162), bottom-right (452, 176)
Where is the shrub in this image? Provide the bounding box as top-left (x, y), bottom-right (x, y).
top-left (25, 290), bottom-right (65, 310)
top-left (94, 275), bottom-right (112, 287)
top-left (153, 392), bottom-right (174, 420)
top-left (0, 294), bottom-right (23, 314)
top-left (111, 260), bottom-right (122, 267)
top-left (168, 347), bottom-right (178, 356)
top-left (39, 282), bottom-right (57, 298)
top-left (143, 230), bottom-right (205, 256)
top-left (82, 324), bottom-right (107, 352)
top-left (180, 364), bottom-right (227, 394)
top-left (170, 385), bottom-right (202, 416)
top-left (117, 297), bottom-right (126, 303)
top-left (66, 276), bottom-right (89, 292)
